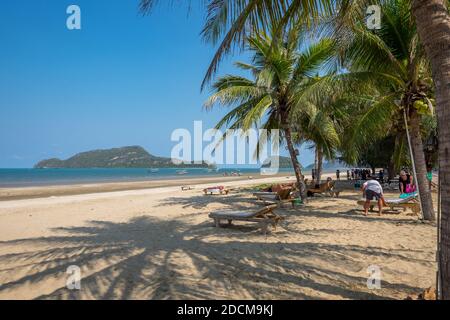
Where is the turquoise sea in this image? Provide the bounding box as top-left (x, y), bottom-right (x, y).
top-left (0, 168), bottom-right (295, 187)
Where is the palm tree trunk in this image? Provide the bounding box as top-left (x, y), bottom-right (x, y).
top-left (314, 147), bottom-right (319, 183)
top-left (409, 109), bottom-right (435, 221)
top-left (316, 145), bottom-right (323, 185)
top-left (283, 126), bottom-right (306, 200)
top-left (412, 0), bottom-right (450, 299)
top-left (388, 160), bottom-right (395, 181)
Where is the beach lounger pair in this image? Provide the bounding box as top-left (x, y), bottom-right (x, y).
top-left (357, 195), bottom-right (421, 216)
top-left (209, 204), bottom-right (283, 234)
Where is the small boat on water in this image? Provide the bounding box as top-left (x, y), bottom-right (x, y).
top-left (150, 168), bottom-right (159, 173)
top-left (176, 170), bottom-right (188, 175)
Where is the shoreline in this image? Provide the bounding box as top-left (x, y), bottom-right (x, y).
top-left (0, 173), bottom-right (298, 202)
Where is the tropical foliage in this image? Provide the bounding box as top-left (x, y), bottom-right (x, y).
top-left (204, 26), bottom-right (337, 198)
top-left (333, 0), bottom-right (436, 219)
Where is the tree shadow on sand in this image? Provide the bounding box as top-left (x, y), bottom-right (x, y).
top-left (155, 192), bottom-right (258, 211)
top-left (295, 206), bottom-right (431, 226)
top-left (0, 212), bottom-right (427, 300)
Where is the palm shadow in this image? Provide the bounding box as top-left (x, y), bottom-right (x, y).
top-left (0, 213), bottom-right (426, 300)
top-left (155, 192), bottom-right (259, 211)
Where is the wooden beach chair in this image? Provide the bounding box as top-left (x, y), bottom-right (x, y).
top-left (253, 188), bottom-right (294, 207)
top-left (209, 204), bottom-right (283, 234)
top-left (357, 195), bottom-right (421, 216)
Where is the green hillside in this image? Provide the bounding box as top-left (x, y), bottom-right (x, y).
top-left (34, 146), bottom-right (213, 169)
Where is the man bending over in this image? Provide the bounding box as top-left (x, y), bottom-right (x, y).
top-left (362, 179), bottom-right (386, 216)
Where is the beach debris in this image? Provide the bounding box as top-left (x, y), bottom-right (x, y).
top-left (419, 287), bottom-right (437, 300)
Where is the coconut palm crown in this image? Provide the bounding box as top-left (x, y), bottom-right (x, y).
top-left (204, 26), bottom-right (336, 198)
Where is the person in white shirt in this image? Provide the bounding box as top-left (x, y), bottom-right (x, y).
top-left (362, 179), bottom-right (386, 216)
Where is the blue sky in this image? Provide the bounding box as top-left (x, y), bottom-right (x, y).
top-left (0, 0), bottom-right (314, 168)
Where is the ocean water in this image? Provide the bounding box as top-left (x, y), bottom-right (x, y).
top-left (0, 168), bottom-right (295, 187)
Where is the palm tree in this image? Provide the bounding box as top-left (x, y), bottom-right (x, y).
top-left (336, 0), bottom-right (450, 300)
top-left (204, 27), bottom-right (336, 199)
top-left (139, 0), bottom-right (336, 89)
top-left (327, 0), bottom-right (436, 220)
top-left (411, 0), bottom-right (450, 299)
top-left (291, 89), bottom-right (343, 184)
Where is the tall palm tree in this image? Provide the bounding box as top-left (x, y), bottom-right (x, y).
top-left (412, 0), bottom-right (450, 299)
top-left (327, 0), bottom-right (436, 220)
top-left (335, 0), bottom-right (450, 300)
top-left (204, 27), bottom-right (336, 199)
top-left (291, 89), bottom-right (343, 184)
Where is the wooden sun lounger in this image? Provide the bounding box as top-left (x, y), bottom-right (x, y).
top-left (357, 196), bottom-right (420, 216)
top-left (209, 204), bottom-right (283, 234)
top-left (252, 192), bottom-right (278, 203)
top-left (253, 189), bottom-right (294, 207)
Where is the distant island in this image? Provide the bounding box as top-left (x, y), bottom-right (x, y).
top-left (261, 156), bottom-right (296, 169)
top-left (34, 146), bottom-right (214, 169)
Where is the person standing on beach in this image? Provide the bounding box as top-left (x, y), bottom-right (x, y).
top-left (336, 169), bottom-right (340, 180)
top-left (362, 179), bottom-right (386, 216)
top-left (426, 166), bottom-right (433, 190)
top-left (361, 169), bottom-right (367, 180)
top-left (378, 169), bottom-right (384, 182)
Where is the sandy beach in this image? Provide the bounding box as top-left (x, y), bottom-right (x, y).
top-left (0, 176), bottom-right (437, 300)
top-left (0, 173), bottom-right (293, 201)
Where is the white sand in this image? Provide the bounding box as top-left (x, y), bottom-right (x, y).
top-left (0, 176), bottom-right (437, 300)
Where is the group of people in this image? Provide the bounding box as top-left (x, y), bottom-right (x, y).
top-left (343, 168), bottom-right (379, 181)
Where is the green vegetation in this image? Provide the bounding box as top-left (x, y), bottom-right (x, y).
top-left (204, 27), bottom-right (335, 199)
top-left (34, 146), bottom-right (213, 169)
